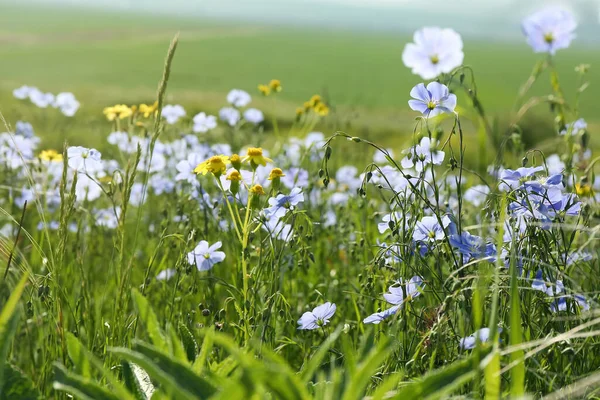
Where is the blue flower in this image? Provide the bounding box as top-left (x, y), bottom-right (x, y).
top-left (297, 302), bottom-right (336, 330)
top-left (459, 327), bottom-right (502, 350)
top-left (363, 276), bottom-right (424, 324)
top-left (449, 231), bottom-right (496, 262)
top-left (499, 166), bottom-right (543, 191)
top-left (522, 8), bottom-right (576, 55)
top-left (408, 82), bottom-right (457, 118)
top-left (413, 215), bottom-right (451, 243)
top-left (264, 187), bottom-right (304, 220)
top-left (560, 118), bottom-right (587, 136)
top-left (187, 241), bottom-right (226, 271)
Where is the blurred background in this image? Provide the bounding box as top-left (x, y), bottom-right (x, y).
top-left (1, 0), bottom-right (599, 162)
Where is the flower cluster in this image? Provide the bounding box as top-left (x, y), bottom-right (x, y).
top-left (13, 86), bottom-right (80, 116)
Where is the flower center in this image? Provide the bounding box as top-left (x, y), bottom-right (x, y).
top-left (428, 231), bottom-right (436, 239)
top-left (427, 101), bottom-right (437, 110)
top-left (316, 318), bottom-right (324, 327)
top-left (203, 253), bottom-right (211, 259)
top-left (209, 156), bottom-right (222, 164)
top-left (544, 32), bottom-right (554, 44)
top-left (247, 147), bottom-right (263, 156)
top-left (430, 54), bottom-right (440, 64)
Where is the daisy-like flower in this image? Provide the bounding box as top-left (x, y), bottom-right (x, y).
top-left (242, 147), bottom-right (272, 167)
top-left (192, 112), bottom-right (217, 133)
top-left (139, 102), bottom-right (158, 118)
top-left (161, 104), bottom-right (186, 124)
top-left (219, 107), bottom-right (241, 126)
top-left (402, 27), bottom-right (464, 80)
top-left (268, 168), bottom-right (285, 181)
top-left (187, 241), bottom-right (226, 271)
top-left (194, 155), bottom-right (230, 176)
top-left (297, 302), bottom-right (336, 330)
top-left (227, 89), bottom-right (252, 107)
top-left (67, 146), bottom-right (102, 173)
top-left (408, 82), bottom-right (457, 118)
top-left (363, 276), bottom-right (424, 324)
top-left (103, 104), bottom-right (133, 121)
top-left (243, 108), bottom-right (264, 125)
top-left (522, 8), bottom-right (576, 55)
top-left (39, 149), bottom-right (63, 162)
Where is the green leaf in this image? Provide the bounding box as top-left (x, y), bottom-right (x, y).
top-left (509, 244), bottom-right (525, 397)
top-left (110, 341), bottom-right (218, 399)
top-left (53, 363), bottom-right (121, 400)
top-left (166, 324), bottom-right (188, 362)
top-left (390, 347), bottom-right (492, 399)
top-left (131, 289), bottom-right (167, 352)
top-left (192, 328), bottom-right (214, 375)
top-left (66, 333), bottom-right (92, 378)
top-left (300, 326), bottom-right (343, 384)
top-left (121, 361), bottom-right (155, 400)
top-left (178, 323), bottom-right (198, 363)
top-left (483, 349), bottom-right (501, 399)
top-left (0, 273), bottom-right (28, 398)
top-left (1, 363), bottom-right (40, 400)
top-left (342, 338), bottom-right (391, 400)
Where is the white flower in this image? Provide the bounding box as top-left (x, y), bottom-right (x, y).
top-left (219, 107), bottom-right (241, 126)
top-left (29, 89), bottom-right (55, 108)
top-left (67, 146), bottom-right (103, 174)
top-left (402, 27), bottom-right (464, 80)
top-left (13, 85), bottom-right (34, 100)
top-left (54, 92), bottom-right (80, 117)
top-left (75, 174), bottom-right (102, 202)
top-left (156, 269), bottom-right (176, 281)
top-left (243, 108), bottom-right (264, 125)
top-left (187, 241), bottom-right (226, 271)
top-left (226, 89), bottom-right (251, 107)
top-left (192, 112), bottom-right (217, 133)
top-left (297, 302), bottom-right (336, 330)
top-left (161, 104), bottom-right (186, 124)
top-left (522, 8), bottom-right (576, 55)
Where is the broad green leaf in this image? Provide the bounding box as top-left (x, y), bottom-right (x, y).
top-left (390, 347), bottom-right (492, 399)
top-left (0, 273), bottom-right (28, 398)
top-left (483, 348), bottom-right (501, 399)
top-left (342, 338), bottom-right (391, 400)
top-left (66, 333), bottom-right (92, 378)
top-left (0, 363), bottom-right (40, 400)
top-left (53, 363), bottom-right (121, 400)
top-left (178, 323), bottom-right (199, 363)
top-left (300, 326), bottom-right (343, 384)
top-left (111, 341), bottom-right (218, 399)
top-left (166, 323), bottom-right (188, 362)
top-left (131, 289), bottom-right (167, 352)
top-left (192, 328), bottom-right (214, 375)
top-left (121, 361), bottom-right (154, 400)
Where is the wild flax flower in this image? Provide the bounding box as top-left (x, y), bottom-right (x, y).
top-left (402, 27), bottom-right (464, 80)
top-left (363, 276), bottom-right (424, 324)
top-left (297, 302), bottom-right (336, 330)
top-left (103, 104), bottom-right (133, 121)
top-left (187, 241), bottom-right (226, 271)
top-left (242, 147), bottom-right (273, 167)
top-left (408, 82), bottom-right (457, 118)
top-left (522, 8), bottom-right (576, 55)
top-left (194, 155), bottom-right (230, 176)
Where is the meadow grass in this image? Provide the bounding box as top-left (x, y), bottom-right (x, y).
top-left (1, 5), bottom-right (600, 400)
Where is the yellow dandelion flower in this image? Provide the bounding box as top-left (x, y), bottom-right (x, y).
top-left (242, 147), bottom-right (273, 167)
top-left (250, 184), bottom-right (265, 195)
top-left (258, 84), bottom-right (271, 96)
top-left (194, 155), bottom-right (230, 176)
top-left (268, 168), bottom-right (285, 180)
top-left (39, 149), bottom-right (63, 162)
top-left (103, 104), bottom-right (132, 121)
top-left (139, 101), bottom-right (158, 118)
top-left (315, 103), bottom-right (330, 116)
top-left (226, 170), bottom-right (242, 181)
top-left (310, 95), bottom-right (322, 107)
top-left (575, 183), bottom-right (593, 197)
top-left (269, 79), bottom-right (282, 92)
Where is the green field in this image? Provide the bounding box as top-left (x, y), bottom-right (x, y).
top-left (1, 4), bottom-right (599, 152)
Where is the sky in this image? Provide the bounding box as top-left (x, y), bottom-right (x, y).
top-left (12, 0), bottom-right (600, 42)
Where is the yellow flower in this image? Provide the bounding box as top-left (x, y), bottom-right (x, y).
top-left (575, 183), bottom-right (593, 197)
top-left (39, 149), bottom-right (63, 162)
top-left (269, 79), bottom-right (282, 92)
top-left (230, 154), bottom-right (242, 170)
top-left (258, 84), bottom-right (271, 96)
top-left (315, 103), bottom-right (330, 116)
top-left (226, 170), bottom-right (242, 181)
top-left (139, 101), bottom-right (158, 118)
top-left (309, 95), bottom-right (322, 107)
top-left (194, 155), bottom-right (230, 176)
top-left (250, 184), bottom-right (265, 195)
top-left (242, 147), bottom-right (273, 167)
top-left (303, 101), bottom-right (312, 112)
top-left (295, 107), bottom-right (304, 117)
top-left (103, 104), bottom-right (133, 121)
top-left (268, 168), bottom-right (285, 180)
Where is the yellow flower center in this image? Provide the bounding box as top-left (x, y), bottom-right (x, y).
top-left (226, 171), bottom-right (242, 181)
top-left (427, 101), bottom-right (437, 110)
top-left (250, 184), bottom-right (265, 195)
top-left (544, 32), bottom-right (554, 44)
top-left (203, 253), bottom-right (211, 259)
top-left (430, 54), bottom-right (440, 64)
top-left (268, 168), bottom-right (285, 180)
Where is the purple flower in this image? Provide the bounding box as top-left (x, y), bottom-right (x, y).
top-left (264, 187), bottom-right (304, 220)
top-left (297, 302), bottom-right (336, 330)
top-left (449, 231), bottom-right (496, 262)
top-left (560, 118), bottom-right (587, 136)
top-left (459, 328), bottom-right (501, 350)
top-left (402, 27), bottom-right (464, 80)
top-left (408, 82), bottom-right (457, 118)
top-left (522, 8), bottom-right (576, 55)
